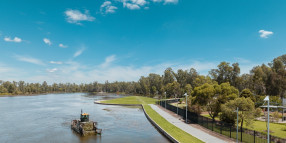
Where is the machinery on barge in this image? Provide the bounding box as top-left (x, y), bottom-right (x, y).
top-left (71, 110), bottom-right (102, 136)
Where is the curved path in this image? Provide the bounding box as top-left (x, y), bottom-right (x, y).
top-left (149, 104), bottom-right (228, 143)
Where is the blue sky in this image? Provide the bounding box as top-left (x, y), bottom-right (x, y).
top-left (0, 0), bottom-right (285, 83)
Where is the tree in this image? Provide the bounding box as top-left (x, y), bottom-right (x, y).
top-left (163, 67), bottom-right (175, 85)
top-left (192, 83), bottom-right (217, 120)
top-left (186, 68), bottom-right (199, 88)
top-left (174, 69), bottom-right (188, 88)
top-left (192, 82), bottom-right (238, 121)
top-left (148, 73), bottom-right (163, 95)
top-left (164, 81), bottom-right (180, 98)
top-left (192, 75), bottom-right (213, 87)
top-left (220, 97), bottom-right (255, 128)
top-left (209, 62), bottom-right (240, 88)
top-left (240, 88), bottom-right (255, 102)
top-left (184, 84), bottom-right (192, 96)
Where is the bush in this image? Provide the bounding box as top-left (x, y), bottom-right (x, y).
top-left (273, 111), bottom-right (280, 123)
top-left (254, 108), bottom-right (262, 118)
top-left (188, 104), bottom-right (202, 114)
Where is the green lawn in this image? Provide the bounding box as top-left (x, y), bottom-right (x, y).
top-left (100, 96), bottom-right (158, 105)
top-left (201, 114), bottom-right (286, 139)
top-left (170, 102), bottom-right (186, 109)
top-left (143, 105), bottom-right (204, 143)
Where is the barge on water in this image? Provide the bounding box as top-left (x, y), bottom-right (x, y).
top-left (71, 111), bottom-right (102, 136)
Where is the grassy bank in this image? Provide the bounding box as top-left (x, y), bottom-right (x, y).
top-left (143, 105), bottom-right (203, 143)
top-left (100, 96), bottom-right (157, 105)
top-left (201, 114), bottom-right (286, 138)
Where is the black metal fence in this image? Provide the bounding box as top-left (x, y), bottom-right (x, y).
top-left (156, 100), bottom-right (286, 143)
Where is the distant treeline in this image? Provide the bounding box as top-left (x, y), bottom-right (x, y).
top-left (1, 54), bottom-right (286, 98)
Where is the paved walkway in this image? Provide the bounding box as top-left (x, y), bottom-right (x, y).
top-left (149, 104), bottom-right (228, 143)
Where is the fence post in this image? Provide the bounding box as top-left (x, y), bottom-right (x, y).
top-left (212, 120), bottom-right (213, 131)
top-left (254, 130), bottom-right (256, 143)
top-left (230, 126), bottom-right (232, 138)
top-left (270, 135), bottom-right (271, 142)
top-left (220, 122), bottom-right (222, 134)
top-left (241, 126), bottom-right (242, 142)
top-left (207, 118), bottom-right (208, 129)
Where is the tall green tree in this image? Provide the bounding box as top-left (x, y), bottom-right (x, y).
top-left (220, 97), bottom-right (255, 128)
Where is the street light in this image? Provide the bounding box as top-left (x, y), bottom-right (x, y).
top-left (164, 92), bottom-right (167, 109)
top-left (264, 96), bottom-right (270, 143)
top-left (234, 107), bottom-right (239, 143)
top-left (184, 93), bottom-right (189, 123)
top-left (175, 94), bottom-right (178, 115)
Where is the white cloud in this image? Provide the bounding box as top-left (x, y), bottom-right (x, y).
top-left (73, 48), bottom-right (85, 57)
top-left (152, 0), bottom-right (162, 2)
top-left (164, 0), bottom-right (178, 4)
top-left (43, 38), bottom-right (52, 45)
top-left (14, 55), bottom-right (45, 65)
top-left (234, 57), bottom-right (250, 64)
top-left (101, 1), bottom-right (118, 14)
top-left (59, 43), bottom-right (68, 48)
top-left (101, 55), bottom-right (116, 68)
top-left (50, 61), bottom-right (63, 64)
top-left (47, 68), bottom-right (58, 73)
top-left (124, 3), bottom-right (141, 10)
top-left (122, 0), bottom-right (148, 10)
top-left (65, 9), bottom-right (95, 25)
top-left (131, 0), bottom-right (147, 6)
top-left (4, 37), bottom-right (22, 43)
top-left (1, 55), bottom-right (262, 84)
top-left (259, 30), bottom-right (273, 38)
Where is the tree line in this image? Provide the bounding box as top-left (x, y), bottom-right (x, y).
top-left (1, 54), bottom-right (286, 100)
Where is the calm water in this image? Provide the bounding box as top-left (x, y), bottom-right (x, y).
top-left (0, 93), bottom-right (169, 143)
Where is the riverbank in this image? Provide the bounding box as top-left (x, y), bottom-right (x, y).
top-left (143, 104), bottom-right (204, 143)
top-left (99, 96), bottom-right (158, 105)
top-left (96, 96), bottom-right (203, 143)
top-left (0, 92), bottom-right (84, 97)
top-left (0, 91), bottom-right (129, 97)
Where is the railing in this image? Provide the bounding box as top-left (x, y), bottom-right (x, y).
top-left (156, 101), bottom-right (286, 143)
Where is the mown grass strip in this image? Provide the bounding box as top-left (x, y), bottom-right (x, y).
top-left (101, 96), bottom-right (157, 105)
top-left (143, 105), bottom-right (204, 143)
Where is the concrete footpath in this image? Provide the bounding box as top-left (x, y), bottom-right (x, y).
top-left (150, 104), bottom-right (230, 143)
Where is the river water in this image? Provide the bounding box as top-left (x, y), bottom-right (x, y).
top-left (0, 93), bottom-right (169, 143)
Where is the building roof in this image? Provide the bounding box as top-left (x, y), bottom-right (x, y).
top-left (260, 105), bottom-right (286, 109)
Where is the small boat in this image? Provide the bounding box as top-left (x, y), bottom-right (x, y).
top-left (71, 111), bottom-right (102, 136)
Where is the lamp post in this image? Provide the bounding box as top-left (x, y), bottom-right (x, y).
top-left (176, 94), bottom-right (178, 115)
top-left (234, 107), bottom-right (239, 143)
top-left (184, 93), bottom-right (189, 123)
top-left (264, 96), bottom-right (270, 143)
top-left (164, 92), bottom-right (166, 109)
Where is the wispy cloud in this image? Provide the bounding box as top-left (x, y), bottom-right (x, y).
top-left (59, 43), bottom-right (68, 48)
top-left (234, 57), bottom-right (250, 64)
top-left (100, 1), bottom-right (118, 14)
top-left (101, 55), bottom-right (116, 68)
top-left (259, 30), bottom-right (273, 38)
top-left (122, 0), bottom-right (148, 10)
top-left (151, 0), bottom-right (178, 4)
top-left (4, 37), bottom-right (22, 43)
top-left (65, 9), bottom-right (95, 25)
top-left (14, 55), bottom-right (45, 65)
top-left (43, 38), bottom-right (52, 45)
top-left (47, 68), bottom-right (58, 73)
top-left (50, 61), bottom-right (63, 64)
top-left (164, 0), bottom-right (178, 4)
top-left (3, 55), bottom-right (260, 84)
top-left (73, 48), bottom-right (85, 57)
